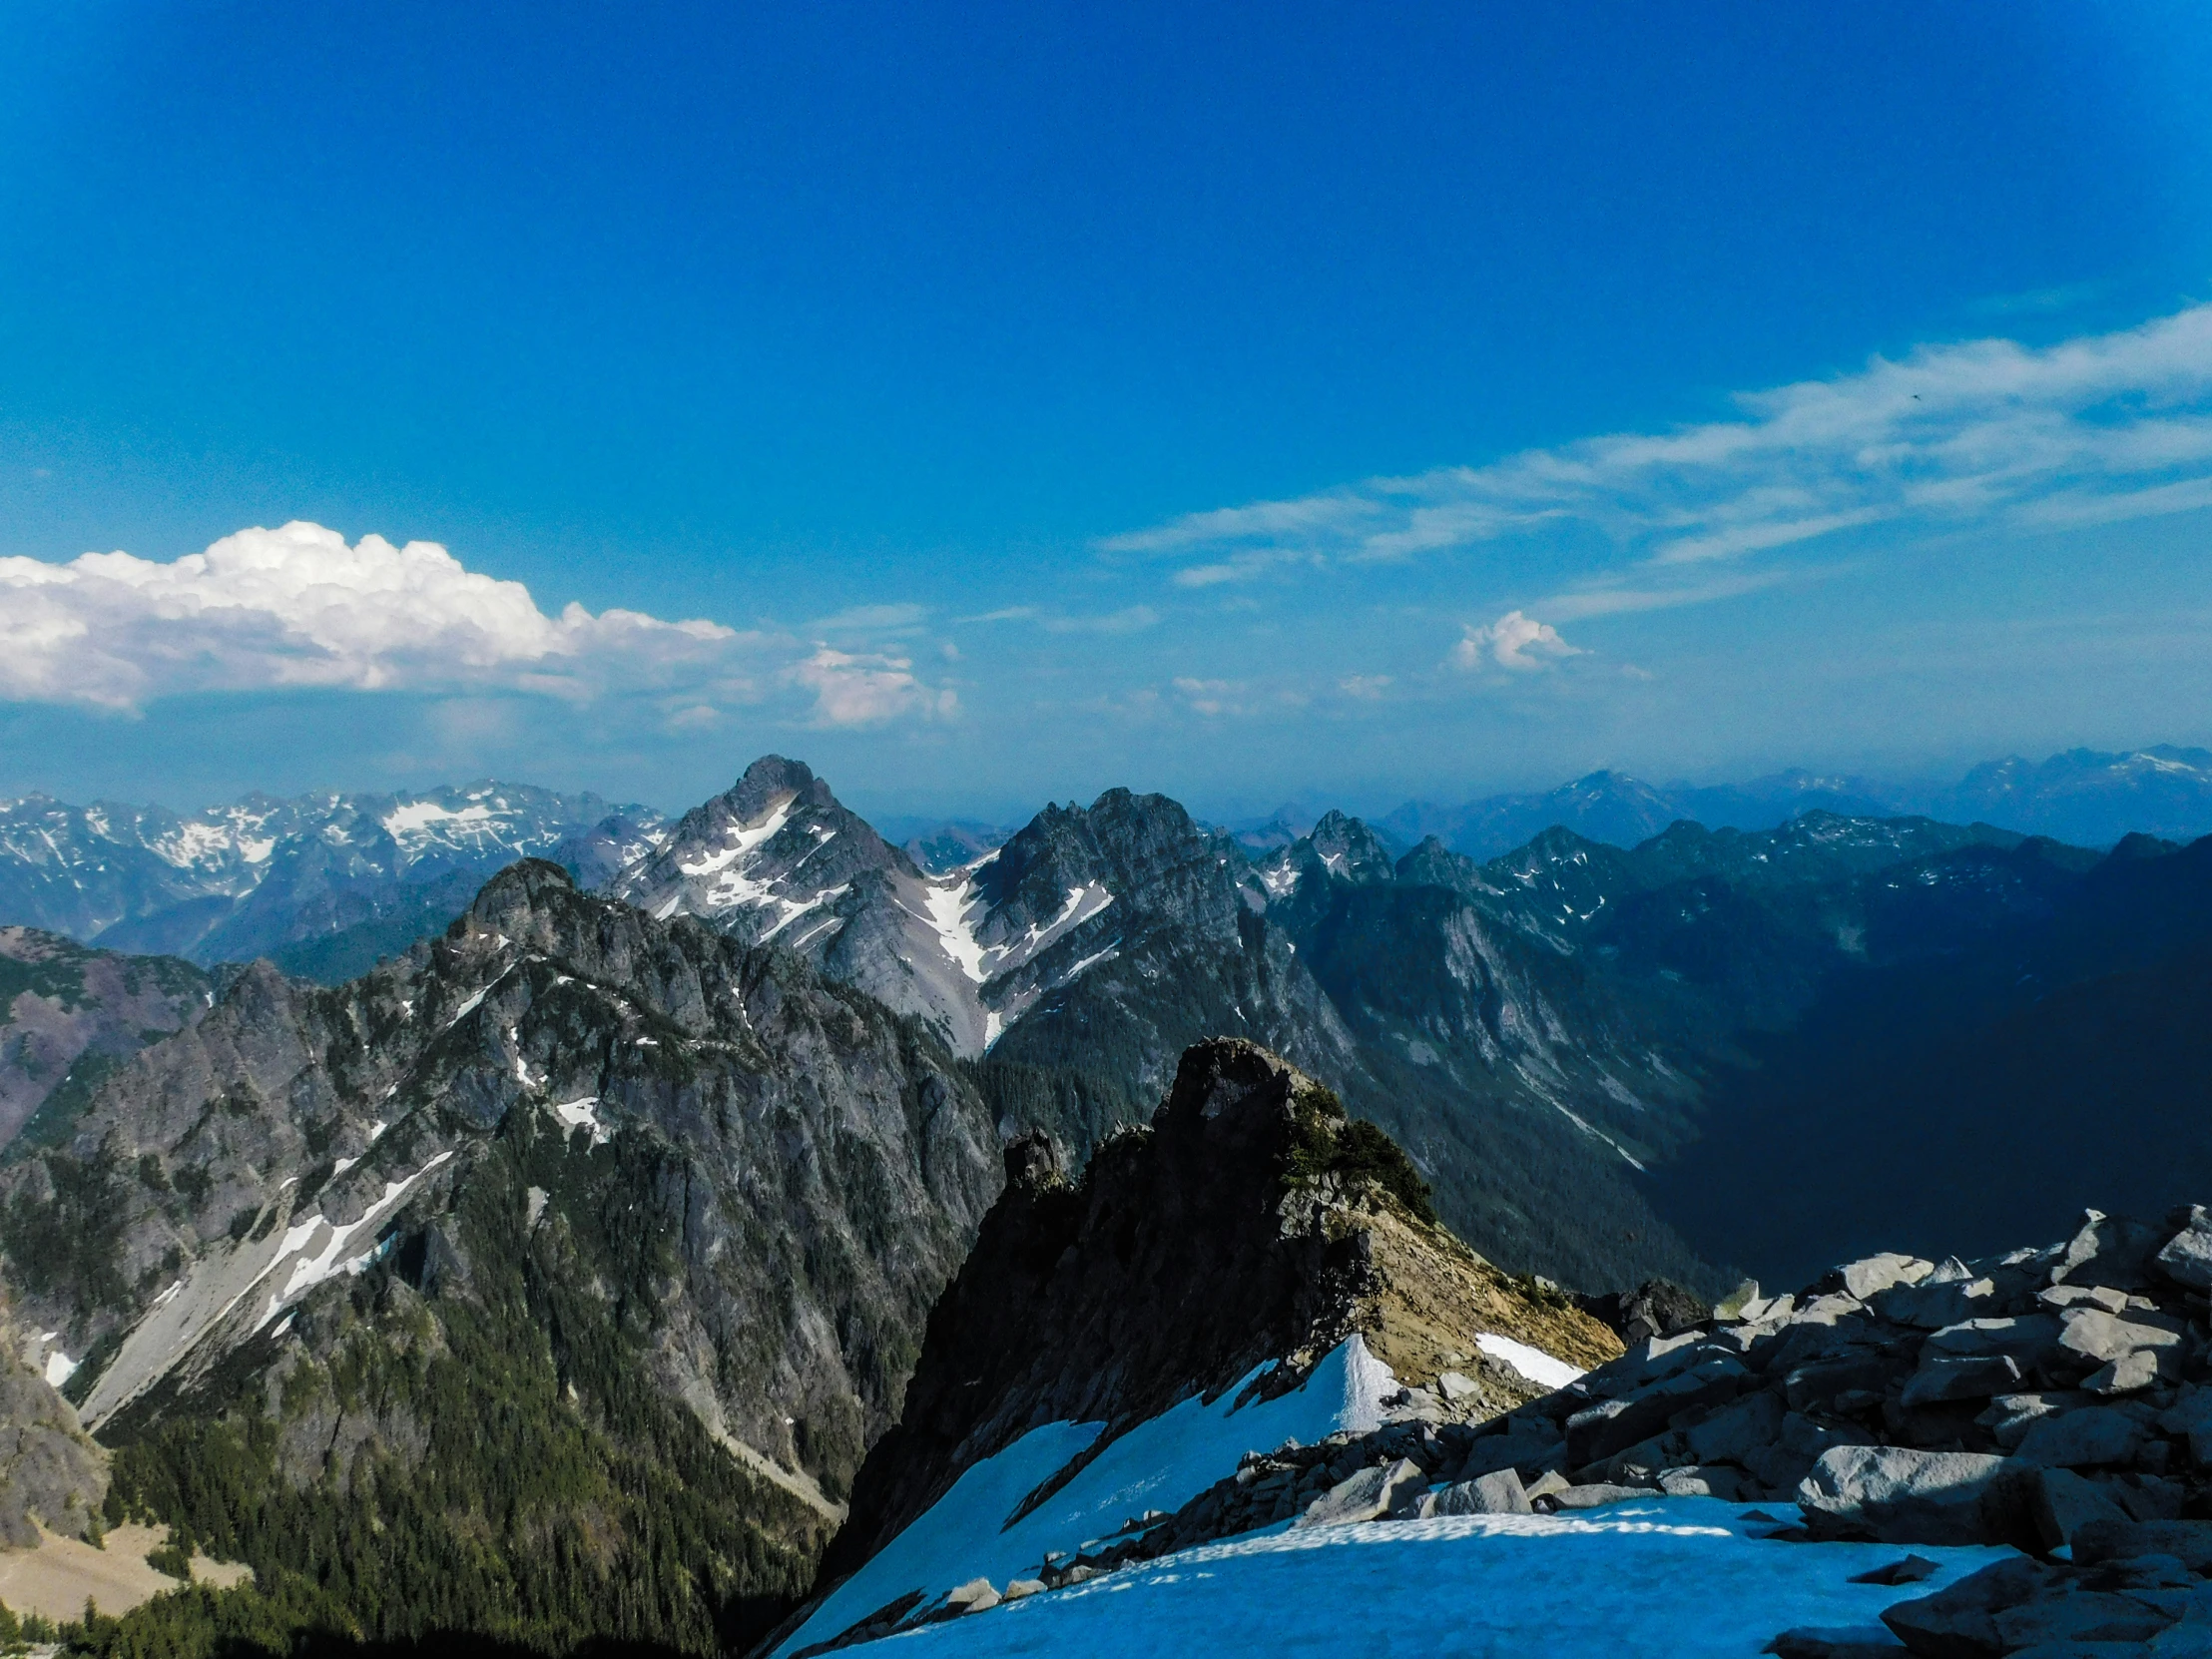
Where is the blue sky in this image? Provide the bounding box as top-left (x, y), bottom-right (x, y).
top-left (4, 1), bottom-right (2212, 823)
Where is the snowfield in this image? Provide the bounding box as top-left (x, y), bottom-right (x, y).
top-left (781, 1332), bottom-right (2014, 1658)
top-left (848, 1499), bottom-right (2012, 1659)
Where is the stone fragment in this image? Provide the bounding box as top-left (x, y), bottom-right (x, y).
top-left (1564, 1354), bottom-right (1748, 1466)
top-left (1437, 1371), bottom-right (1480, 1402)
top-left (1850, 1555), bottom-right (1940, 1586)
top-left (1979, 1392), bottom-right (2094, 1450)
top-left (2082, 1351), bottom-right (2162, 1395)
top-left (1992, 1591), bottom-right (2179, 1651)
top-left (1523, 1469), bottom-right (1571, 1501)
top-left (1433, 1469), bottom-right (1531, 1515)
top-left (942, 1579), bottom-right (1000, 1615)
top-left (1001, 1579), bottom-right (1044, 1602)
top-left (1925, 1315), bottom-right (2063, 1369)
top-left (2039, 1284), bottom-right (2132, 1315)
top-left (1744, 1411), bottom-right (1869, 1495)
top-left (1798, 1445), bottom-right (2029, 1546)
top-left (1454, 1425), bottom-right (1566, 1480)
top-left (2157, 1386), bottom-right (2212, 1468)
top-left (1685, 1390), bottom-right (1787, 1466)
top-left (2057, 1309), bottom-right (2185, 1374)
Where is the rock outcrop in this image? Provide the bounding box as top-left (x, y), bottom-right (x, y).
top-left (0, 1296), bottom-right (105, 1547)
top-left (814, 1037), bottom-right (1621, 1593)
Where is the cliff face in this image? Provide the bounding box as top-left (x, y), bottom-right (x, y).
top-left (822, 1038), bottom-right (1621, 1586)
top-left (0, 860), bottom-right (1008, 1651)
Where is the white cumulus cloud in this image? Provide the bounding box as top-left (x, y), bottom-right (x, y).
top-left (0, 521), bottom-right (963, 730)
top-left (1452, 611), bottom-right (1581, 673)
top-left (0, 521), bottom-right (742, 710)
top-left (787, 648), bottom-right (958, 727)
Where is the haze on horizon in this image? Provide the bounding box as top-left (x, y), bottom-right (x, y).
top-left (4, 3), bottom-right (2212, 825)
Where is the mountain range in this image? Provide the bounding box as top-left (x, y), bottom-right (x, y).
top-left (0, 783), bottom-right (666, 981)
top-left (2, 748), bottom-right (2211, 1655)
top-left (1372, 744), bottom-right (2212, 859)
top-left (11, 751), bottom-right (2212, 1296)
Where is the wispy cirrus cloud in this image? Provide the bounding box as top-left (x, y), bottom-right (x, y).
top-left (958, 603), bottom-right (1161, 634)
top-left (0, 520), bottom-right (958, 729)
top-left (1102, 302), bottom-right (2212, 583)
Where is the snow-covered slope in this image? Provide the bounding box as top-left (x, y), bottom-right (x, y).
top-left (778, 1337), bottom-right (1401, 1655)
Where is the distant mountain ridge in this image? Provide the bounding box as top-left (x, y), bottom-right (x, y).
top-left (0, 782), bottom-right (665, 976)
top-left (1381, 745), bottom-right (2212, 857)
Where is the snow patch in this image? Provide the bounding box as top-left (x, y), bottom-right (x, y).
top-left (43, 1349), bottom-right (76, 1388)
top-left (919, 876), bottom-right (992, 984)
top-left (552, 1096), bottom-right (612, 1147)
top-left (252, 1151), bottom-right (455, 1331)
top-left (1474, 1332), bottom-right (1584, 1391)
top-left (676, 795), bottom-right (796, 878)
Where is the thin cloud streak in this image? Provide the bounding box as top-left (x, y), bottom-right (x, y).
top-left (1102, 302), bottom-right (2212, 584)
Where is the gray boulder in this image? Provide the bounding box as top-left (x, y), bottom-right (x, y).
top-left (2158, 1386), bottom-right (2212, 1468)
top-left (1432, 1469), bottom-right (1530, 1515)
top-left (1882, 1555), bottom-right (2058, 1657)
top-left (1980, 1391), bottom-right (2096, 1450)
top-left (2030, 1467), bottom-right (2133, 1551)
top-left (2155, 1206), bottom-right (2212, 1292)
top-left (1454, 1418), bottom-right (1566, 1480)
top-left (2073, 1517), bottom-right (2212, 1574)
top-left (1297, 1457), bottom-right (1426, 1527)
top-left (1874, 1278), bottom-right (1996, 1331)
top-left (1925, 1315), bottom-right (2063, 1370)
top-left (1832, 1254), bottom-right (1936, 1302)
top-left (2056, 1309), bottom-right (2183, 1385)
top-left (1684, 1390), bottom-right (1787, 1466)
top-left (1545, 1481), bottom-right (1652, 1510)
top-left (1659, 1464), bottom-right (1753, 1500)
top-left (1565, 1354), bottom-right (1748, 1467)
top-left (1901, 1355), bottom-right (2022, 1408)
top-left (1798, 1445), bottom-right (2032, 1546)
top-left (2052, 1209), bottom-right (2170, 1294)
top-left (2013, 1405), bottom-right (2149, 1468)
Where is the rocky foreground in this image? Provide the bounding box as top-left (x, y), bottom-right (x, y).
top-left (1039, 1205), bottom-right (2212, 1658)
top-left (776, 1035), bottom-right (2212, 1657)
